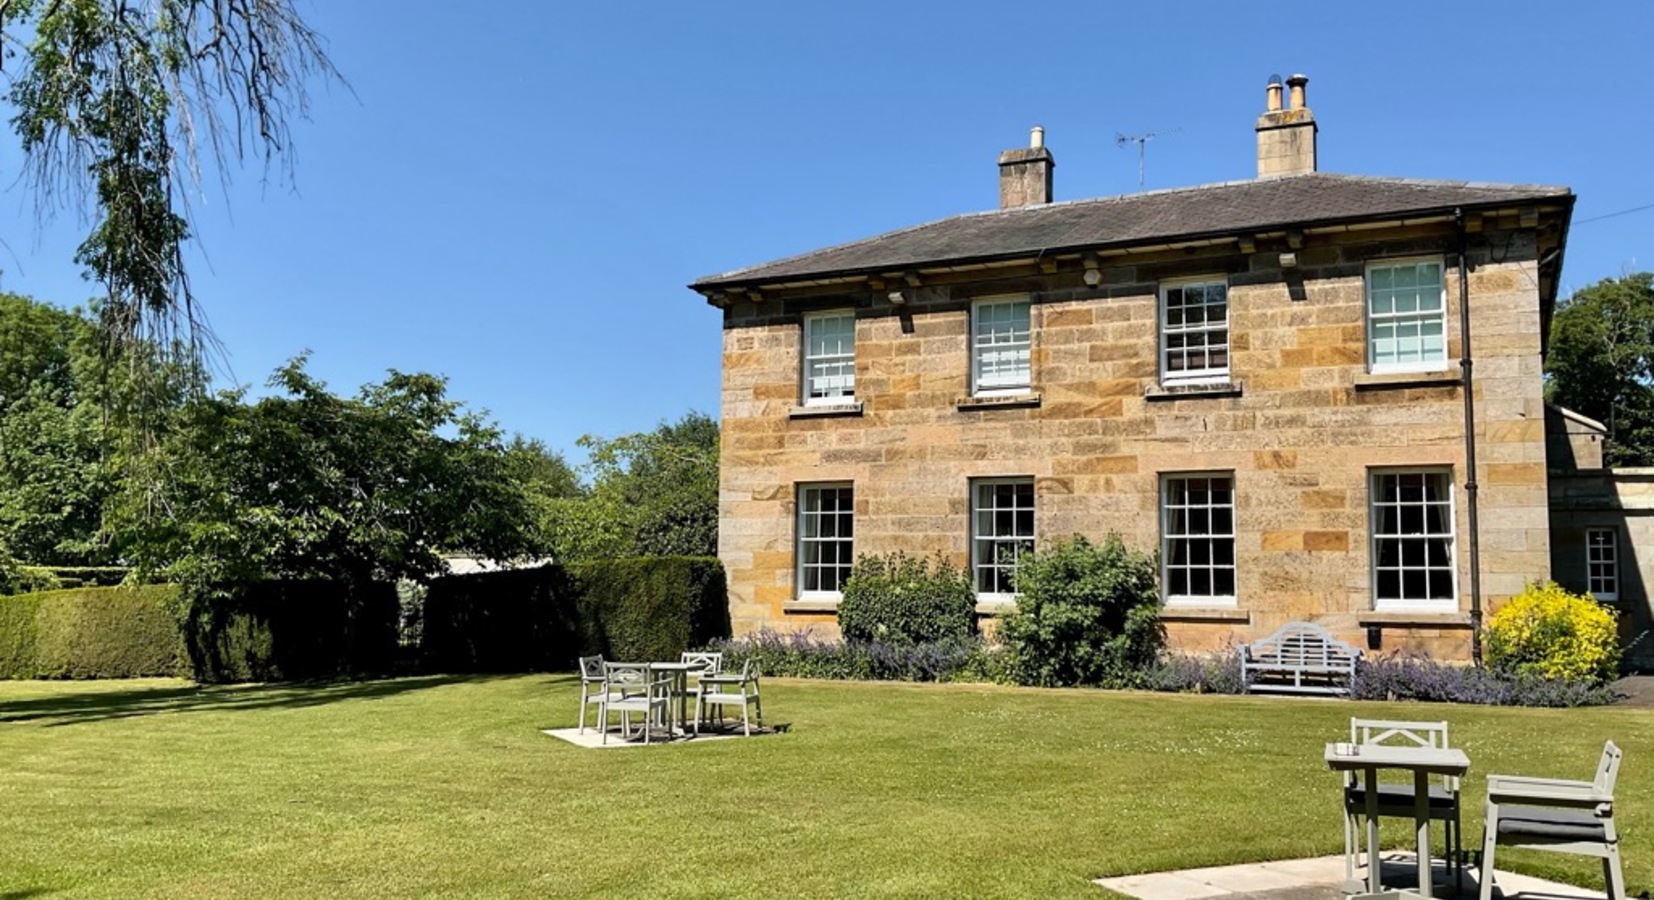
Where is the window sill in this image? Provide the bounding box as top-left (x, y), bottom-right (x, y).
top-left (789, 401), bottom-right (864, 419)
top-left (956, 392), bottom-right (1041, 411)
top-left (975, 598), bottom-right (1018, 616)
top-left (1145, 380), bottom-right (1243, 402)
top-left (783, 599), bottom-right (840, 614)
top-left (1159, 607), bottom-right (1251, 623)
top-left (1358, 611), bottom-right (1472, 628)
top-left (1354, 367), bottom-right (1461, 392)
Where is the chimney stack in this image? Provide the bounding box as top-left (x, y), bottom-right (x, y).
top-left (1255, 73), bottom-right (1317, 178)
top-left (999, 126), bottom-right (1054, 208)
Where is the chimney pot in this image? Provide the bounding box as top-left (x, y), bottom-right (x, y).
top-left (1266, 74), bottom-right (1283, 112)
top-left (1286, 73), bottom-right (1309, 110)
top-left (998, 127), bottom-right (1055, 208)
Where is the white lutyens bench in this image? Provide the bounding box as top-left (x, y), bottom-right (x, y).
top-left (1239, 622), bottom-right (1360, 695)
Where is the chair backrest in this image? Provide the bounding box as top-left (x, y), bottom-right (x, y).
top-left (681, 651), bottom-right (723, 674)
top-left (1351, 718), bottom-right (1455, 788)
top-left (604, 662), bottom-right (652, 688)
top-left (579, 654), bottom-right (605, 681)
top-left (1594, 740), bottom-right (1623, 796)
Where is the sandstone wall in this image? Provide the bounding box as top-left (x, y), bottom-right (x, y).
top-left (718, 225), bottom-right (1550, 660)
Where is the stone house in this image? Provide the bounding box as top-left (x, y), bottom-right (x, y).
top-left (690, 74), bottom-right (1644, 662)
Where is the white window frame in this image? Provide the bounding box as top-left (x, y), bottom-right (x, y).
top-left (971, 477), bottom-right (1035, 602)
top-left (796, 483), bottom-right (854, 600)
top-left (1365, 257), bottom-right (1449, 375)
top-left (802, 311), bottom-right (856, 405)
top-left (970, 296), bottom-right (1032, 396)
top-left (1369, 468), bottom-right (1458, 612)
top-left (1160, 473), bottom-right (1238, 608)
top-left (1587, 527), bottom-right (1620, 602)
top-left (1159, 277), bottom-right (1231, 385)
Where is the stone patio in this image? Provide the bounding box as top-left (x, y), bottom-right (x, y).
top-left (542, 723), bottom-right (776, 749)
top-left (1096, 853), bottom-right (1606, 900)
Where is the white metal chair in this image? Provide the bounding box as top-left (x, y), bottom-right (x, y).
top-left (1343, 718), bottom-right (1463, 890)
top-left (680, 651), bottom-right (723, 724)
top-left (692, 659), bottom-right (762, 736)
top-left (577, 654), bottom-right (608, 734)
top-left (599, 662), bottom-right (673, 745)
top-left (1478, 741), bottom-right (1625, 900)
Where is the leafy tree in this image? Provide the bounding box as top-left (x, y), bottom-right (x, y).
top-left (1545, 273), bottom-right (1654, 466)
top-left (0, 292), bottom-right (195, 563)
top-left (3, 0), bottom-right (340, 383)
top-left (503, 435), bottom-right (581, 555)
top-left (549, 412), bottom-right (719, 560)
top-left (117, 357), bottom-right (542, 595)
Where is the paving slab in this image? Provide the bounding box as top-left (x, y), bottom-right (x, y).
top-left (542, 724), bottom-right (774, 749)
top-left (1096, 854), bottom-right (1605, 900)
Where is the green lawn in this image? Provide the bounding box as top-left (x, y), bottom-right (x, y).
top-left (0, 676), bottom-right (1647, 899)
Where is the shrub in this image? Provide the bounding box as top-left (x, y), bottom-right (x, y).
top-left (998, 535), bottom-right (1163, 687)
top-left (0, 592), bottom-right (43, 678)
top-left (1142, 650), bottom-right (1244, 695)
top-left (1486, 581), bottom-right (1621, 683)
top-left (568, 557), bottom-right (730, 662)
top-left (836, 552), bottom-right (975, 646)
top-left (182, 580), bottom-right (400, 683)
top-left (0, 586), bottom-right (186, 679)
top-left (420, 558), bottom-right (729, 672)
top-left (0, 554), bottom-right (62, 596)
top-left (709, 630), bottom-right (998, 683)
top-left (24, 566), bottom-right (130, 588)
top-left (1352, 653), bottom-right (1615, 707)
top-left (34, 586), bottom-right (188, 678)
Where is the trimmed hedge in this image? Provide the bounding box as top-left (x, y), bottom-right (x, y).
top-left (0, 586), bottom-right (186, 679)
top-left (183, 580), bottom-right (400, 683)
top-left (21, 566), bottom-right (132, 589)
top-left (420, 557), bottom-right (729, 672)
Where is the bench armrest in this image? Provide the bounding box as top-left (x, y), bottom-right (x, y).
top-left (1486, 775), bottom-right (1613, 808)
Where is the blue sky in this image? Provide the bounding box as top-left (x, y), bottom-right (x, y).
top-left (2, 1), bottom-right (1650, 462)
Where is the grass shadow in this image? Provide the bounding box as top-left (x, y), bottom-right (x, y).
top-left (0, 889), bottom-right (59, 899)
top-left (0, 673), bottom-right (555, 727)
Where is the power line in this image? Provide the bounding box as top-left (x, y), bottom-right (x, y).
top-left (1575, 202), bottom-right (1654, 225)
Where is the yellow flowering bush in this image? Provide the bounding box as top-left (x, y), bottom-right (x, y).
top-left (1485, 582), bottom-right (1620, 683)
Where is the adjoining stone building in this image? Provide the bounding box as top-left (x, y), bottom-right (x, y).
top-left (690, 74), bottom-right (1642, 663)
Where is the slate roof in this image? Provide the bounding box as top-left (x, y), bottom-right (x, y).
top-left (691, 172), bottom-right (1572, 290)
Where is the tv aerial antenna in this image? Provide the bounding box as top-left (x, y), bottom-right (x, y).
top-left (1115, 128), bottom-right (1180, 191)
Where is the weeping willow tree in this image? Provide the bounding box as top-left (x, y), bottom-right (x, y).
top-left (1, 0), bottom-right (341, 391)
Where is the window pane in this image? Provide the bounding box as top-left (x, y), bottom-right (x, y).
top-left (1371, 470), bottom-right (1454, 606)
top-left (804, 313), bottom-right (856, 401)
top-left (1162, 281), bottom-right (1230, 380)
top-left (798, 484), bottom-right (854, 597)
top-left (1162, 474), bottom-right (1236, 603)
top-left (973, 478), bottom-right (1035, 596)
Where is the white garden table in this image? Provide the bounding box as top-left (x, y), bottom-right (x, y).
top-left (1325, 743), bottom-right (1471, 900)
top-left (650, 660), bottom-right (708, 735)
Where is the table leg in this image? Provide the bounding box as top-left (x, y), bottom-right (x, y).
top-left (1415, 769), bottom-right (1431, 899)
top-left (678, 672), bottom-right (689, 734)
top-left (1365, 766), bottom-right (1382, 895)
